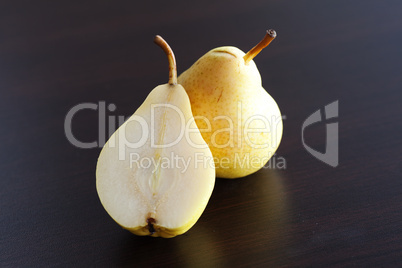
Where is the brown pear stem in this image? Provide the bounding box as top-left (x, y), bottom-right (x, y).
top-left (154, 35), bottom-right (177, 85)
top-left (243, 29), bottom-right (277, 65)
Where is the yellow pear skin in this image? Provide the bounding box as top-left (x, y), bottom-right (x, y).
top-left (178, 30), bottom-right (283, 179)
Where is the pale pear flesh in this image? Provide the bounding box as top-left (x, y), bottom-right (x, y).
top-left (96, 84), bottom-right (215, 237)
top-left (178, 46), bottom-right (283, 178)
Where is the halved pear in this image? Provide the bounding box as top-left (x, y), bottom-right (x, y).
top-left (96, 36), bottom-right (215, 238)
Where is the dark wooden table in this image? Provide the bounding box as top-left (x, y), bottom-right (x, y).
top-left (1, 0), bottom-right (401, 266)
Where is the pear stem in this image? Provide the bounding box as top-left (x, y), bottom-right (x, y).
top-left (154, 35), bottom-right (177, 85)
top-left (243, 29), bottom-right (277, 65)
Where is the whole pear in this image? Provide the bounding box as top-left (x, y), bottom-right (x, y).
top-left (178, 30), bottom-right (282, 178)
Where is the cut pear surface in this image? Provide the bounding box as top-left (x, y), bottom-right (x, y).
top-left (96, 84), bottom-right (215, 238)
top-left (96, 36), bottom-right (215, 238)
